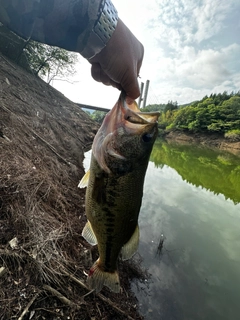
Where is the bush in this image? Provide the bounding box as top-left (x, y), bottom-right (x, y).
top-left (224, 129), bottom-right (240, 141)
top-left (166, 123), bottom-right (175, 130)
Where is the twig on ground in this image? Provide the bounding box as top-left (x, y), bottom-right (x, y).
top-left (97, 290), bottom-right (135, 320)
top-left (62, 270), bottom-right (135, 320)
top-left (62, 269), bottom-right (88, 289)
top-left (0, 266), bottom-right (7, 277)
top-left (96, 303), bottom-right (102, 316)
top-left (42, 284), bottom-right (78, 308)
top-left (18, 292), bottom-right (40, 320)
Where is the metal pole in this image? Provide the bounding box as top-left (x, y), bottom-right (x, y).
top-left (142, 80), bottom-right (150, 109)
top-left (138, 82), bottom-right (144, 108)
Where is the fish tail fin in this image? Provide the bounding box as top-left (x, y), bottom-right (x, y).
top-left (87, 259), bottom-right (120, 293)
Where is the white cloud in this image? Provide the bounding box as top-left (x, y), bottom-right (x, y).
top-left (151, 0), bottom-right (236, 49)
top-left (144, 42), bottom-right (240, 103)
top-left (136, 0), bottom-right (240, 104)
top-left (52, 0), bottom-right (240, 107)
top-left (177, 44), bottom-right (239, 87)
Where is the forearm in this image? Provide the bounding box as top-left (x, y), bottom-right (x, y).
top-left (0, 0), bottom-right (118, 58)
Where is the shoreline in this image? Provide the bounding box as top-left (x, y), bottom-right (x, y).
top-left (163, 130), bottom-right (240, 155)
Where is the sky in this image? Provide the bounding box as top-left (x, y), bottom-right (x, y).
top-left (52, 0), bottom-right (240, 109)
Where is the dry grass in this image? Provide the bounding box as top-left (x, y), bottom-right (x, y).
top-left (0, 53), bottom-right (147, 319)
top-left (0, 140), bottom-right (146, 319)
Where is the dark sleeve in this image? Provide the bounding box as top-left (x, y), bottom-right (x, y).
top-left (0, 0), bottom-right (102, 53)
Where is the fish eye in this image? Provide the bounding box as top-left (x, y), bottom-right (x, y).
top-left (142, 133), bottom-right (153, 143)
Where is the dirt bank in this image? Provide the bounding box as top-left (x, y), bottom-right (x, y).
top-left (165, 130), bottom-right (240, 155)
top-left (0, 53), bottom-right (146, 319)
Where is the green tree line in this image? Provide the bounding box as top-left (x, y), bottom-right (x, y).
top-left (140, 101), bottom-right (178, 113)
top-left (143, 92), bottom-right (240, 139)
top-left (86, 92), bottom-right (240, 140)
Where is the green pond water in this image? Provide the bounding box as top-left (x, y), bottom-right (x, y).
top-left (133, 139), bottom-right (240, 320)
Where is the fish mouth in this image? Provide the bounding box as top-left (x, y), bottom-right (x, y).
top-left (104, 92), bottom-right (159, 133)
top-left (120, 92), bottom-right (160, 126)
top-left (92, 92), bottom-right (160, 173)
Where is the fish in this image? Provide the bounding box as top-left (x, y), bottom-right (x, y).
top-left (79, 92), bottom-right (159, 293)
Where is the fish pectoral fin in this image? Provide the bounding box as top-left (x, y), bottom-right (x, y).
top-left (121, 225), bottom-right (139, 260)
top-left (78, 170), bottom-right (90, 188)
top-left (82, 221), bottom-right (98, 246)
top-left (88, 259), bottom-right (120, 293)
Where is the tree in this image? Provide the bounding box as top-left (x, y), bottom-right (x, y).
top-left (163, 92), bottom-right (240, 133)
top-left (164, 100), bottom-right (178, 113)
top-left (90, 110), bottom-right (106, 123)
top-left (24, 40), bottom-right (79, 84)
top-left (140, 103), bottom-right (166, 112)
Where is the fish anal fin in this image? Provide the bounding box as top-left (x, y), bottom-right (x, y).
top-left (121, 225), bottom-right (139, 260)
top-left (78, 170), bottom-right (90, 188)
top-left (82, 221), bottom-right (98, 246)
top-left (88, 259), bottom-right (120, 293)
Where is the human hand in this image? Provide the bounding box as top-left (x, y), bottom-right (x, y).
top-left (89, 19), bottom-right (144, 104)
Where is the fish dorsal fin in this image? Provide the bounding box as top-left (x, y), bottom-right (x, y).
top-left (78, 170), bottom-right (90, 188)
top-left (82, 221), bottom-right (98, 246)
top-left (121, 225), bottom-right (139, 260)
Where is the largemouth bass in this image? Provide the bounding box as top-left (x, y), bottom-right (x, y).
top-left (79, 92), bottom-right (159, 293)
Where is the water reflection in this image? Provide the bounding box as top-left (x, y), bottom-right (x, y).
top-left (150, 140), bottom-right (240, 204)
top-left (133, 139), bottom-right (240, 320)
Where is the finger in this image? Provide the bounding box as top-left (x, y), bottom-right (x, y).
top-left (91, 63), bottom-right (121, 90)
top-left (91, 63), bottom-right (110, 84)
top-left (122, 72), bottom-right (140, 101)
top-left (126, 96), bottom-right (135, 104)
top-left (124, 44), bottom-right (144, 101)
top-left (121, 54), bottom-right (143, 101)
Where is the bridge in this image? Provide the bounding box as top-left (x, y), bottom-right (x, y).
top-left (75, 103), bottom-right (110, 113)
top-left (75, 80), bottom-right (150, 113)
